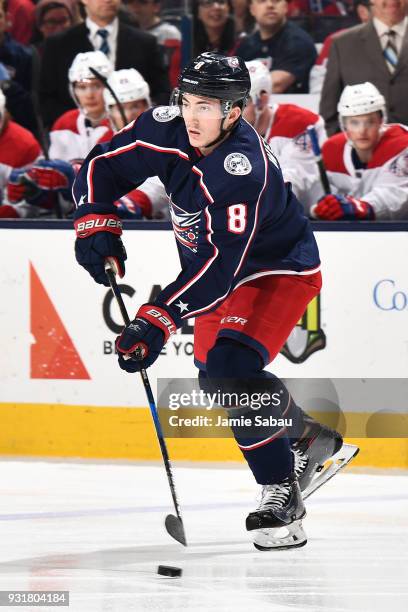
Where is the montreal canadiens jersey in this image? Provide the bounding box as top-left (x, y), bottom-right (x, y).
top-left (319, 125), bottom-right (408, 219)
top-left (264, 103), bottom-right (327, 200)
top-left (73, 106), bottom-right (320, 324)
top-left (49, 109), bottom-right (113, 162)
top-left (0, 120), bottom-right (41, 168)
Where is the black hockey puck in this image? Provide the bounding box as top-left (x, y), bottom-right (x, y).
top-left (157, 565), bottom-right (182, 577)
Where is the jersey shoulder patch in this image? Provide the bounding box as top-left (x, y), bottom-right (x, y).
top-left (224, 152), bottom-right (252, 175)
top-left (152, 106), bottom-right (180, 122)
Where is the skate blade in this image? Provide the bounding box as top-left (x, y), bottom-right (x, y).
top-left (253, 520), bottom-right (307, 551)
top-left (303, 444), bottom-right (359, 500)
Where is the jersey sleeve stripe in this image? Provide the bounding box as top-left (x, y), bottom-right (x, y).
top-left (165, 206), bottom-right (219, 306)
top-left (191, 166), bottom-right (214, 203)
top-left (85, 140), bottom-right (190, 202)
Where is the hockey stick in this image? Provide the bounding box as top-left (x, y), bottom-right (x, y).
top-left (104, 259), bottom-right (187, 547)
top-left (307, 125), bottom-right (331, 195)
top-left (307, 125), bottom-right (332, 219)
top-left (89, 67), bottom-right (128, 128)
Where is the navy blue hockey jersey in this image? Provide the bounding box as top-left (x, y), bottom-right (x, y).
top-left (73, 106), bottom-right (320, 325)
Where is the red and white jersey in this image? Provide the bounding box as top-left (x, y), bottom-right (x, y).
top-left (49, 109), bottom-right (113, 162)
top-left (0, 121), bottom-right (41, 168)
top-left (264, 103), bottom-right (327, 199)
top-left (319, 125), bottom-right (408, 219)
top-left (135, 176), bottom-right (170, 219)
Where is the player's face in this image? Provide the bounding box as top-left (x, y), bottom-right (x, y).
top-left (249, 0), bottom-right (288, 29)
top-left (109, 99), bottom-right (149, 130)
top-left (74, 80), bottom-right (106, 119)
top-left (344, 112), bottom-right (383, 152)
top-left (181, 94), bottom-right (228, 148)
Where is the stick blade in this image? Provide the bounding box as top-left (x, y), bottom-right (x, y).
top-left (165, 514), bottom-right (187, 547)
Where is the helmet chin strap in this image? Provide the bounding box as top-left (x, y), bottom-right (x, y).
top-left (201, 116), bottom-right (231, 149)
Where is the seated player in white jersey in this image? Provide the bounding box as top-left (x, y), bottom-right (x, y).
top-left (48, 51), bottom-right (114, 162)
top-left (104, 68), bottom-right (170, 220)
top-left (1, 69), bottom-right (169, 220)
top-left (72, 52), bottom-right (358, 550)
top-left (242, 60), bottom-right (327, 200)
top-left (311, 82), bottom-right (408, 221)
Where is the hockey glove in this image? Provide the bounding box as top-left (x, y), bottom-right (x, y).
top-left (25, 159), bottom-right (75, 192)
top-left (74, 203), bottom-right (127, 286)
top-left (312, 194), bottom-right (375, 220)
top-left (7, 160), bottom-right (75, 203)
top-left (116, 304), bottom-right (177, 372)
top-left (7, 168), bottom-right (40, 203)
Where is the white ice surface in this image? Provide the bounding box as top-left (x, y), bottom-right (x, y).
top-left (0, 460), bottom-right (407, 612)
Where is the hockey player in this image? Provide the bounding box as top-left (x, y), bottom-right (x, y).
top-left (72, 52), bottom-right (356, 550)
top-left (311, 82), bottom-right (408, 220)
top-left (48, 51), bottom-right (114, 162)
top-left (103, 68), bottom-right (169, 220)
top-left (104, 69), bottom-right (151, 130)
top-left (242, 60), bottom-right (327, 201)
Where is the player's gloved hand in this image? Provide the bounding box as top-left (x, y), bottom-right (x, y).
top-left (114, 193), bottom-right (143, 219)
top-left (116, 304), bottom-right (177, 372)
top-left (311, 194), bottom-right (375, 220)
top-left (7, 168), bottom-right (40, 203)
top-left (74, 203), bottom-right (127, 286)
top-left (25, 159), bottom-right (75, 192)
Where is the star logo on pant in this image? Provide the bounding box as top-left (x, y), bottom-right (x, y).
top-left (175, 300), bottom-right (189, 313)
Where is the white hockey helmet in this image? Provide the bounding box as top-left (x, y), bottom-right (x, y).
top-left (68, 51), bottom-right (113, 85)
top-left (104, 69), bottom-right (151, 108)
top-left (337, 82), bottom-right (387, 126)
top-left (246, 60), bottom-right (272, 104)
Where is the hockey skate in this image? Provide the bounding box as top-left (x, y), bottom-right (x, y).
top-left (292, 415), bottom-right (359, 500)
top-left (246, 475), bottom-right (307, 551)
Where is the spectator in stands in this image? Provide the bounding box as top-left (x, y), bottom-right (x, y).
top-left (0, 0), bottom-right (34, 94)
top-left (243, 59), bottom-right (327, 200)
top-left (320, 0), bottom-right (408, 135)
top-left (123, 0), bottom-right (181, 88)
top-left (230, 0), bottom-right (255, 35)
top-left (309, 0), bottom-right (373, 94)
top-left (193, 0), bottom-right (237, 56)
top-left (311, 83), bottom-right (408, 220)
top-left (49, 51), bottom-right (114, 161)
top-left (235, 0), bottom-right (316, 92)
top-left (7, 0), bottom-right (35, 46)
top-left (33, 0), bottom-right (75, 55)
top-left (39, 0), bottom-right (170, 128)
top-left (0, 87), bottom-right (41, 168)
top-left (0, 0), bottom-right (40, 135)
